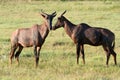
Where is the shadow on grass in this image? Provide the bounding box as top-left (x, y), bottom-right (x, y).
top-left (22, 54), bottom-right (32, 57)
top-left (0, 38), bottom-right (10, 42)
top-left (53, 41), bottom-right (74, 46)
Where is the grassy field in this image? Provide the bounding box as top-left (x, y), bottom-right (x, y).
top-left (0, 1), bottom-right (120, 80)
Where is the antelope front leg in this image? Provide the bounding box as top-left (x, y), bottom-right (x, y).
top-left (76, 43), bottom-right (80, 64)
top-left (80, 45), bottom-right (85, 64)
top-left (34, 46), bottom-right (38, 68)
top-left (36, 47), bottom-right (41, 67)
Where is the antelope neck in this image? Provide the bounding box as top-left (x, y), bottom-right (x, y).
top-left (63, 18), bottom-right (76, 37)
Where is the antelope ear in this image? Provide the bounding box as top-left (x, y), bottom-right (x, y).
top-left (40, 13), bottom-right (46, 18)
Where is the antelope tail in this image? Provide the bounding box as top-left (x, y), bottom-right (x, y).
top-left (112, 39), bottom-right (115, 50)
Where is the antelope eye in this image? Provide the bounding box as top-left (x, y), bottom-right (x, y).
top-left (58, 17), bottom-right (61, 20)
top-left (46, 16), bottom-right (50, 19)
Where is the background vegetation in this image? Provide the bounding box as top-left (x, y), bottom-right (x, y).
top-left (0, 1), bottom-right (120, 80)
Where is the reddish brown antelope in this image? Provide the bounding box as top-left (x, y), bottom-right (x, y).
top-left (53, 11), bottom-right (117, 66)
top-left (9, 10), bottom-right (56, 67)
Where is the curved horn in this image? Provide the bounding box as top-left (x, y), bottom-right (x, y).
top-left (41, 9), bottom-right (48, 15)
top-left (61, 10), bottom-right (66, 16)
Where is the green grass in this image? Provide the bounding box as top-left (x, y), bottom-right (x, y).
top-left (0, 1), bottom-right (120, 80)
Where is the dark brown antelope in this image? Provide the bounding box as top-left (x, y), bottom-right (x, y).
top-left (53, 10), bottom-right (117, 66)
top-left (9, 10), bottom-right (56, 67)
